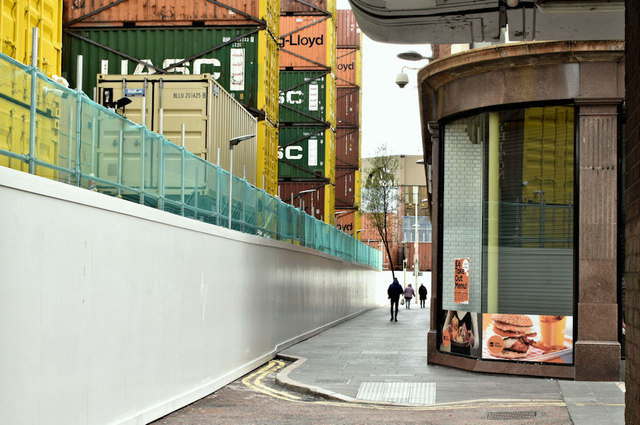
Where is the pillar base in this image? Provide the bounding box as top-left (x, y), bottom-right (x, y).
top-left (574, 340), bottom-right (621, 381)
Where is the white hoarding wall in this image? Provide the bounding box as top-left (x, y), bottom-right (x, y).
top-left (0, 167), bottom-right (381, 425)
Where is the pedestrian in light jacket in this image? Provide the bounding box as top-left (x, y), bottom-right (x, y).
top-left (404, 283), bottom-right (415, 309)
top-left (387, 278), bottom-right (403, 322)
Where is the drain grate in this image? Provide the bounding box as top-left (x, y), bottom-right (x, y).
top-left (486, 411), bottom-right (537, 420)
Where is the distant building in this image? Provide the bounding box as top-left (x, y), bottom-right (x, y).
top-left (360, 154), bottom-right (432, 275)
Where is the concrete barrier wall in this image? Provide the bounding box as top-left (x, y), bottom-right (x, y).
top-left (0, 166), bottom-right (381, 425)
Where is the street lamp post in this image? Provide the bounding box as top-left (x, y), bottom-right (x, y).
top-left (296, 189), bottom-right (317, 217)
top-left (228, 134), bottom-right (255, 229)
top-left (414, 199), bottom-right (419, 287)
top-left (334, 210), bottom-right (349, 228)
top-left (355, 229), bottom-right (365, 262)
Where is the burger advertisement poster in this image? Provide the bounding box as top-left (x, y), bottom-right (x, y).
top-left (482, 314), bottom-right (574, 363)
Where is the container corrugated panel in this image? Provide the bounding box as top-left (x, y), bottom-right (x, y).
top-left (279, 15), bottom-right (332, 69)
top-left (337, 86), bottom-right (359, 128)
top-left (278, 180), bottom-right (328, 220)
top-left (335, 128), bottom-right (359, 168)
top-left (281, 0), bottom-right (327, 14)
top-left (335, 168), bottom-right (356, 207)
top-left (257, 119), bottom-right (279, 194)
top-left (337, 9), bottom-right (360, 48)
top-left (64, 0), bottom-right (280, 37)
top-left (336, 48), bottom-right (360, 87)
top-left (0, 0), bottom-right (62, 77)
top-left (279, 71), bottom-right (327, 124)
top-left (63, 27), bottom-right (271, 113)
top-left (405, 243), bottom-right (433, 271)
top-left (95, 74), bottom-right (258, 185)
top-left (278, 126), bottom-right (327, 179)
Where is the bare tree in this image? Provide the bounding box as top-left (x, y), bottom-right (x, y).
top-left (362, 146), bottom-right (400, 278)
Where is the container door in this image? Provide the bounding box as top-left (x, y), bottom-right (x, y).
top-left (153, 80), bottom-right (209, 160)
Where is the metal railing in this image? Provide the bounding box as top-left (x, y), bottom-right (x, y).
top-left (0, 51), bottom-right (381, 269)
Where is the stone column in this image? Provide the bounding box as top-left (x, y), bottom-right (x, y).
top-left (427, 122), bottom-right (440, 359)
top-left (626, 0), bottom-right (640, 420)
top-left (574, 99), bottom-right (621, 380)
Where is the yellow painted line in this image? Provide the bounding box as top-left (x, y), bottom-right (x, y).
top-left (242, 360), bottom-right (301, 401)
top-left (241, 361), bottom-right (567, 411)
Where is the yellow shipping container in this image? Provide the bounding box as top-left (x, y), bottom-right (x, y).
top-left (0, 56), bottom-right (60, 179)
top-left (326, 71), bottom-right (336, 130)
top-left (259, 30), bottom-right (280, 125)
top-left (324, 178), bottom-right (335, 225)
top-left (257, 119), bottom-right (279, 195)
top-left (0, 0), bottom-right (62, 77)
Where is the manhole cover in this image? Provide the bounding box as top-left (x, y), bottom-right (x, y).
top-left (486, 411), bottom-right (537, 420)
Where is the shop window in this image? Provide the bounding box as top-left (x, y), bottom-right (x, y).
top-left (439, 105), bottom-right (575, 363)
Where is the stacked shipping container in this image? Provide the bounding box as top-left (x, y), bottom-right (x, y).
top-left (278, 0), bottom-right (337, 223)
top-left (0, 0), bottom-right (63, 179)
top-left (334, 9), bottom-right (361, 235)
top-left (61, 0), bottom-right (280, 194)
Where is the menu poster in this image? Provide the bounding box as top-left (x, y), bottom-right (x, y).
top-left (454, 258), bottom-right (470, 304)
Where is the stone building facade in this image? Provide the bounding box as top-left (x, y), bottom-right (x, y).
top-left (419, 41), bottom-right (624, 380)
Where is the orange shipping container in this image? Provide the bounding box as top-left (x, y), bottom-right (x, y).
top-left (334, 208), bottom-right (358, 235)
top-left (337, 9), bottom-right (360, 48)
top-left (63, 0), bottom-right (279, 36)
top-left (280, 15), bottom-right (334, 70)
top-left (336, 48), bottom-right (358, 87)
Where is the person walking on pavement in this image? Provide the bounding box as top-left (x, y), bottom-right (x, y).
top-left (404, 283), bottom-right (415, 309)
top-left (387, 278), bottom-right (403, 321)
top-left (418, 283), bottom-right (428, 308)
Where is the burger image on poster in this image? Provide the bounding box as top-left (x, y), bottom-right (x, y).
top-left (489, 314), bottom-right (537, 359)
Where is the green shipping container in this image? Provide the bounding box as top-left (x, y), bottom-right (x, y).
top-left (63, 27), bottom-right (262, 112)
top-left (279, 71), bottom-right (327, 124)
top-left (278, 127), bottom-right (327, 180)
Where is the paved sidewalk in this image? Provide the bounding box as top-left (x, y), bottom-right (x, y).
top-left (279, 305), bottom-right (625, 424)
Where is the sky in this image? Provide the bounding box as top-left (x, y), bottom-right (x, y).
top-left (337, 1), bottom-right (432, 158)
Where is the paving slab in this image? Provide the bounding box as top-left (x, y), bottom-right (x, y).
top-left (279, 304), bottom-right (625, 423)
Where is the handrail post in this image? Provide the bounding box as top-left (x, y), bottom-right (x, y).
top-left (140, 129), bottom-right (145, 204)
top-left (28, 27), bottom-right (38, 174)
top-left (75, 91), bottom-right (83, 186)
top-left (158, 139), bottom-right (165, 211)
top-left (117, 128), bottom-right (123, 197)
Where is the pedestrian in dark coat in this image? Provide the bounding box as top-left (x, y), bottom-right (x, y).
top-left (418, 283), bottom-right (428, 308)
top-left (387, 278), bottom-right (403, 321)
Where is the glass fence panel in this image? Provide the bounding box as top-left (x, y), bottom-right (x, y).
top-left (0, 53), bottom-right (380, 268)
top-left (219, 168), bottom-right (230, 229)
top-left (162, 140), bottom-right (184, 215)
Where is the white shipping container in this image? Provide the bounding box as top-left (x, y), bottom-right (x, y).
top-left (96, 74), bottom-right (258, 186)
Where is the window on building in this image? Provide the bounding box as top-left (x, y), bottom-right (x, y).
top-left (441, 105), bottom-right (575, 316)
